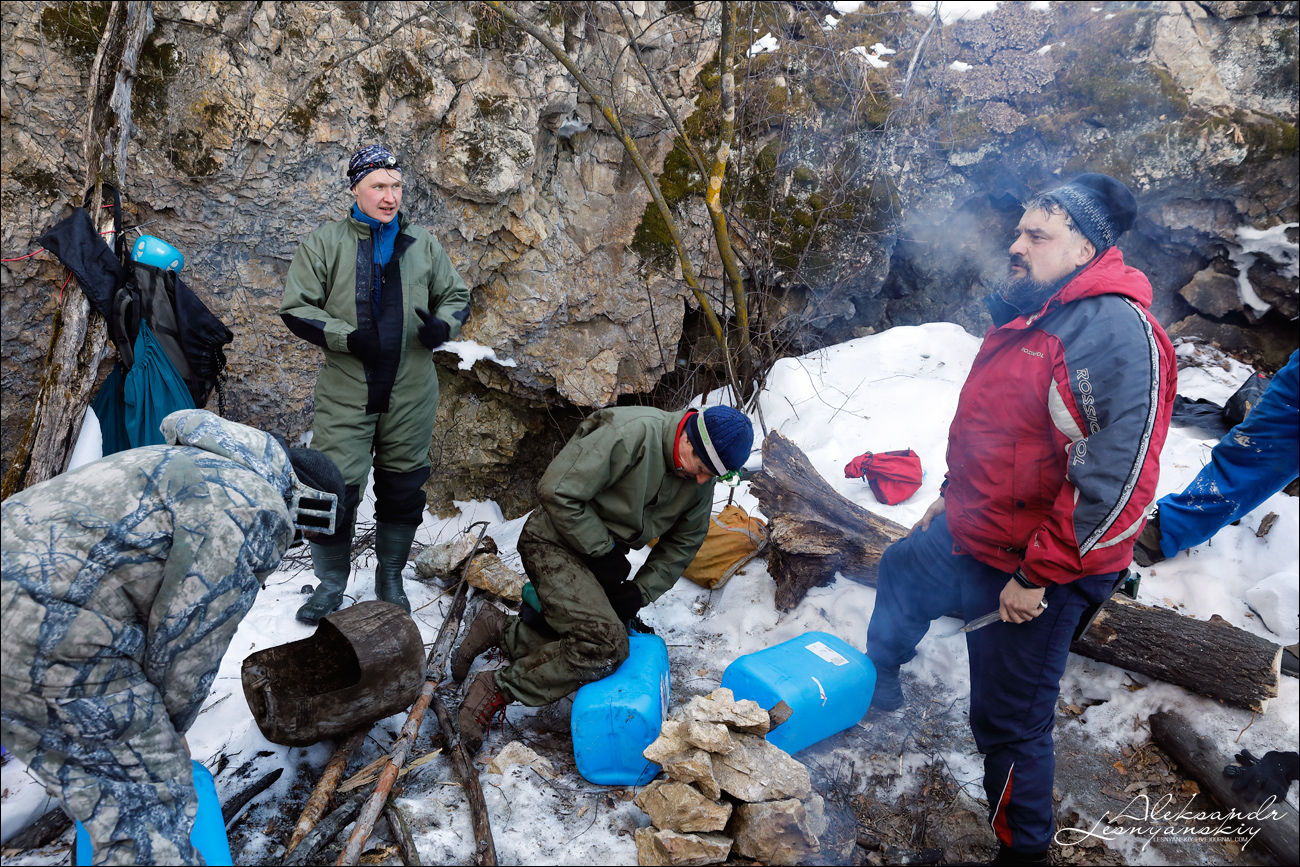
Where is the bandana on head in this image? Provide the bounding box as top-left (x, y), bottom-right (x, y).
top-left (348, 144), bottom-right (401, 188)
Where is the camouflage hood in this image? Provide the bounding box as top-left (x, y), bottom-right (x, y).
top-left (161, 410), bottom-right (294, 500)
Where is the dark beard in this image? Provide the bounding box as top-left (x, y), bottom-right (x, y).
top-left (994, 271), bottom-right (1060, 315)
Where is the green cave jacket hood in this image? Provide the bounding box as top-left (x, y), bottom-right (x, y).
top-left (526, 407), bottom-right (715, 606)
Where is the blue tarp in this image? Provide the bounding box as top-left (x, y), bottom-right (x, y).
top-left (92, 321), bottom-right (195, 455)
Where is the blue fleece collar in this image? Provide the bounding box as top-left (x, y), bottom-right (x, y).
top-left (351, 204), bottom-right (400, 267)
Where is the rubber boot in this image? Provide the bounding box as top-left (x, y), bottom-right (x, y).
top-left (297, 542), bottom-right (352, 624)
top-left (374, 522), bottom-right (417, 614)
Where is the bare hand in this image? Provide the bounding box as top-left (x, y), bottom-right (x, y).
top-left (908, 497), bottom-right (946, 538)
top-left (999, 578), bottom-right (1046, 623)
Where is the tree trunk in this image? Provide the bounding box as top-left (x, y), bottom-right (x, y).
top-left (748, 431), bottom-right (908, 610)
top-left (1149, 711), bottom-right (1298, 867)
top-left (749, 431), bottom-right (1283, 712)
top-left (2, 2), bottom-right (153, 497)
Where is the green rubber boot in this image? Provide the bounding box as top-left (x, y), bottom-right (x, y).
top-left (374, 522), bottom-right (418, 614)
top-left (297, 542), bottom-right (352, 624)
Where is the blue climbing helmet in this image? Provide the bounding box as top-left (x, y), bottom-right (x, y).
top-left (132, 235), bottom-right (185, 272)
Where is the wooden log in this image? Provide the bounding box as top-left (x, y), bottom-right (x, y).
top-left (384, 795), bottom-right (421, 866)
top-left (222, 767), bottom-right (282, 829)
top-left (750, 431), bottom-right (1282, 712)
top-left (3, 808), bottom-right (71, 852)
top-left (284, 729), bottom-right (366, 858)
top-left (748, 431), bottom-right (907, 610)
top-left (337, 522), bottom-right (489, 866)
top-left (283, 793), bottom-right (366, 867)
top-left (431, 694), bottom-right (497, 866)
top-left (1149, 711), bottom-right (1298, 867)
top-left (1072, 600), bottom-right (1281, 713)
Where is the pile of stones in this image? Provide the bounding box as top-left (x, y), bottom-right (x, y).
top-left (633, 688), bottom-right (827, 866)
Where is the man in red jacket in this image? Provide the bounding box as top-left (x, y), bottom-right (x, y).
top-left (866, 174), bottom-right (1176, 866)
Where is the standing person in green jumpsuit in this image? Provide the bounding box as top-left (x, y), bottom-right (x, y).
top-left (280, 144), bottom-right (471, 622)
top-left (452, 405), bottom-right (755, 750)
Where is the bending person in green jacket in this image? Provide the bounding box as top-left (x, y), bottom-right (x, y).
top-left (280, 144), bottom-right (471, 622)
top-left (453, 405), bottom-right (754, 749)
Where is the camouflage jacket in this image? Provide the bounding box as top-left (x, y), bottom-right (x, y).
top-left (1, 410), bottom-right (295, 733)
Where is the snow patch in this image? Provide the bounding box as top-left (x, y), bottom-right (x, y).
top-left (950, 60), bottom-right (973, 72)
top-left (441, 339), bottom-right (518, 371)
top-left (1228, 222), bottom-right (1299, 316)
top-left (66, 408), bottom-right (103, 472)
top-left (748, 32), bottom-right (779, 56)
top-left (849, 45), bottom-right (890, 68)
top-left (1246, 569), bottom-right (1300, 643)
top-left (912, 0), bottom-right (999, 25)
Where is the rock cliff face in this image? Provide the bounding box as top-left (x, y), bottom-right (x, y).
top-left (2, 1), bottom-right (1296, 515)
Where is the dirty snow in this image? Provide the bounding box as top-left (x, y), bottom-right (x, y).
top-left (3, 324), bottom-right (1297, 865)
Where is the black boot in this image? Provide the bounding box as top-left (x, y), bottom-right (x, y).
top-left (1132, 508), bottom-right (1166, 567)
top-left (374, 522), bottom-right (417, 613)
top-left (990, 844), bottom-right (1048, 865)
top-left (871, 665), bottom-right (905, 712)
top-left (297, 542), bottom-right (352, 624)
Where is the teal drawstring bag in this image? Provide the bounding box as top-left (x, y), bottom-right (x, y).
top-left (91, 321), bottom-right (194, 456)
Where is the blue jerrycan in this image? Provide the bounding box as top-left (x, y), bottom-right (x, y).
top-left (76, 759), bottom-right (232, 865)
top-left (720, 630), bottom-right (876, 755)
top-left (571, 632), bottom-right (670, 785)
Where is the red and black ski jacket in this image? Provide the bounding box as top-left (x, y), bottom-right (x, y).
top-left (943, 247), bottom-right (1177, 586)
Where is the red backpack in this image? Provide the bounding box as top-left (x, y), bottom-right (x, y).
top-left (844, 449), bottom-right (923, 505)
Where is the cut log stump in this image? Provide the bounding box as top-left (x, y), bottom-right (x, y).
top-left (749, 431), bottom-right (1282, 713)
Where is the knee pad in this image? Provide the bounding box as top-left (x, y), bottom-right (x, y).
top-left (373, 466), bottom-right (431, 525)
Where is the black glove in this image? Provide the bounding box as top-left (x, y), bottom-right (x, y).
top-left (605, 580), bottom-right (643, 623)
top-left (1223, 749), bottom-right (1300, 803)
top-left (347, 329), bottom-right (382, 367)
top-left (416, 308), bottom-right (450, 350)
top-left (582, 542), bottom-right (631, 588)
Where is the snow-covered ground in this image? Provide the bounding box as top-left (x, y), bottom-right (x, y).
top-left (3, 324), bottom-right (1296, 866)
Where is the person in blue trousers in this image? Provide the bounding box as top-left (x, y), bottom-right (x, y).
top-left (1134, 349), bottom-right (1299, 566)
top-left (866, 174), bottom-right (1177, 866)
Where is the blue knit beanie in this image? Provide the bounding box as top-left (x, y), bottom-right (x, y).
top-left (1041, 173), bottom-right (1137, 254)
top-left (685, 406), bottom-right (754, 476)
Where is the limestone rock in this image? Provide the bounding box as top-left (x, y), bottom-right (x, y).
top-left (414, 534), bottom-right (497, 585)
top-left (465, 552), bottom-right (526, 602)
top-left (1178, 266), bottom-right (1244, 319)
top-left (633, 780), bottom-right (732, 833)
top-left (644, 720), bottom-right (691, 764)
top-left (711, 734), bottom-right (812, 802)
top-left (633, 826), bottom-right (732, 866)
top-left (487, 740), bottom-right (556, 779)
top-left (680, 688), bottom-right (770, 735)
top-left (727, 797), bottom-right (824, 866)
top-left (660, 749), bottom-right (720, 800)
top-left (681, 720), bottom-right (734, 755)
